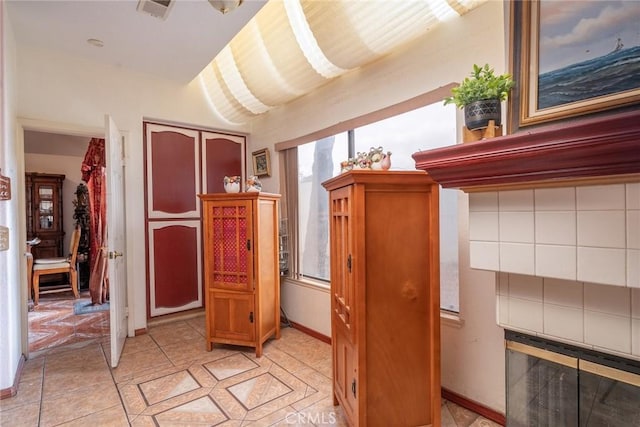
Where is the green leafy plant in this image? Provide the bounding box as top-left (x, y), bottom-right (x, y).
top-left (444, 64), bottom-right (515, 108)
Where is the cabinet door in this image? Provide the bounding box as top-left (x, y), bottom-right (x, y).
top-left (206, 200), bottom-right (254, 293)
top-left (209, 291), bottom-right (255, 343)
top-left (34, 182), bottom-right (60, 234)
top-left (329, 186), bottom-right (359, 423)
top-left (334, 327), bottom-right (358, 422)
top-left (329, 186), bottom-right (355, 338)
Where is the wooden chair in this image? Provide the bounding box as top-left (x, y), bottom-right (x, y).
top-left (32, 225), bottom-right (81, 306)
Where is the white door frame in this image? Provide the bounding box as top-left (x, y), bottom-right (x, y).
top-left (17, 117), bottom-right (134, 357)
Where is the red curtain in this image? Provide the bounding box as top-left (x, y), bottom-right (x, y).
top-left (81, 138), bottom-right (107, 304)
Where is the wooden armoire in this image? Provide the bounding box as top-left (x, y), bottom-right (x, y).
top-left (322, 170), bottom-right (441, 427)
top-left (199, 192), bottom-right (281, 357)
top-left (25, 173), bottom-right (65, 259)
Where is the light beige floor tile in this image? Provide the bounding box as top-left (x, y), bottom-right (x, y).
top-left (140, 387), bottom-right (213, 417)
top-left (0, 373), bottom-right (43, 412)
top-left (263, 347), bottom-right (310, 374)
top-left (111, 345), bottom-right (172, 383)
top-left (148, 321), bottom-right (203, 347)
top-left (129, 414), bottom-right (157, 427)
top-left (470, 417), bottom-right (504, 427)
top-left (120, 334), bottom-right (159, 356)
top-left (15, 314), bottom-right (495, 427)
top-left (209, 387), bottom-right (248, 420)
top-left (446, 399), bottom-right (482, 427)
top-left (441, 400), bottom-right (458, 427)
top-left (39, 381), bottom-right (121, 427)
top-left (153, 395), bottom-right (228, 425)
top-left (42, 364), bottom-right (113, 398)
top-left (0, 402), bottom-right (41, 427)
top-left (139, 369), bottom-right (201, 405)
top-left (56, 404), bottom-right (129, 426)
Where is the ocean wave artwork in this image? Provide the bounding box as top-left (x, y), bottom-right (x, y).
top-left (538, 45), bottom-right (640, 110)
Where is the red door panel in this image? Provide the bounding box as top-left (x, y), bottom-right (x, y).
top-left (149, 221), bottom-right (202, 316)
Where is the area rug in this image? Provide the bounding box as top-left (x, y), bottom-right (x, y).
top-left (73, 299), bottom-right (109, 315)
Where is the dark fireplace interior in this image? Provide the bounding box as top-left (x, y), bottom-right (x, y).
top-left (505, 331), bottom-right (640, 426)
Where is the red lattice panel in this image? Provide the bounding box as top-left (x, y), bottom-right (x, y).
top-left (211, 205), bottom-right (248, 289)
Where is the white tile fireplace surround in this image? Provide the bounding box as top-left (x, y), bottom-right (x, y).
top-left (412, 110), bottom-right (640, 361)
top-left (471, 184), bottom-right (640, 361)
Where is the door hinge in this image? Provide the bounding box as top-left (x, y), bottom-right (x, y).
top-left (347, 254), bottom-right (352, 272)
top-left (249, 311), bottom-right (254, 323)
top-left (351, 379), bottom-right (356, 398)
top-left (125, 306), bottom-right (129, 317)
top-left (247, 239), bottom-right (251, 251)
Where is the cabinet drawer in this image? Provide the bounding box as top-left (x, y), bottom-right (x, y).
top-left (38, 239), bottom-right (57, 247)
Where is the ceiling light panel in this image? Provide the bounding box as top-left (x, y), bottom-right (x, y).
top-left (230, 20), bottom-right (304, 106)
top-left (254, 0), bottom-right (326, 91)
top-left (428, 0), bottom-right (459, 21)
top-left (216, 46), bottom-right (271, 114)
top-left (300, 2), bottom-right (376, 70)
top-left (199, 71), bottom-right (245, 126)
top-left (342, 2), bottom-right (440, 55)
top-left (197, 0), bottom-right (489, 124)
top-left (283, 0), bottom-right (347, 78)
top-left (204, 62), bottom-right (256, 123)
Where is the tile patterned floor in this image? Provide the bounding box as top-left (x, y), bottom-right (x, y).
top-left (3, 309), bottom-right (502, 426)
top-left (28, 291), bottom-right (109, 357)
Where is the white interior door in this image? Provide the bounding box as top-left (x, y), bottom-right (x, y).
top-left (105, 114), bottom-right (128, 368)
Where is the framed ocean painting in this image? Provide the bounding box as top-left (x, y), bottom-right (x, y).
top-left (509, 0), bottom-right (640, 131)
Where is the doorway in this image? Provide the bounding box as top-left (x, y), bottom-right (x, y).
top-left (22, 126), bottom-right (110, 354)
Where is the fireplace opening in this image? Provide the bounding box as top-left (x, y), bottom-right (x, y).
top-left (505, 331), bottom-right (640, 426)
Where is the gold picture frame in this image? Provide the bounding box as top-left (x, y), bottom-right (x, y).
top-left (252, 148), bottom-right (271, 177)
top-left (508, 0), bottom-right (640, 132)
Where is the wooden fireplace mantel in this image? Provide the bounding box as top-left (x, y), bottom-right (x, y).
top-left (412, 109), bottom-right (640, 192)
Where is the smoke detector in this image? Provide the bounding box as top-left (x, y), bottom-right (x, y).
top-left (136, 0), bottom-right (174, 20)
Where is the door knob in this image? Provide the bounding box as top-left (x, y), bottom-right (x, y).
top-left (108, 251), bottom-right (124, 259)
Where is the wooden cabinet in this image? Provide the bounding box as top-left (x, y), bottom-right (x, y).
top-left (199, 192), bottom-right (281, 357)
top-left (322, 170), bottom-right (441, 427)
top-left (25, 173), bottom-right (65, 259)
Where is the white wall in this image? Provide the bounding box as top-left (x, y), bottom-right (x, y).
top-left (250, 1), bottom-right (507, 413)
top-left (16, 45), bottom-right (251, 333)
top-left (25, 153), bottom-right (85, 253)
top-left (0, 1), bottom-right (24, 392)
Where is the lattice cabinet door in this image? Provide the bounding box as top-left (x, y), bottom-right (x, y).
top-left (329, 185), bottom-right (356, 339)
top-left (206, 200), bottom-right (254, 293)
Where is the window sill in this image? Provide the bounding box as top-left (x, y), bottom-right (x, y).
top-left (281, 276), bottom-right (331, 292)
top-left (441, 310), bottom-right (465, 328)
top-left (282, 278), bottom-right (464, 327)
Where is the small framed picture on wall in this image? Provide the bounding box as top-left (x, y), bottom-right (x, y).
top-left (252, 148), bottom-right (271, 177)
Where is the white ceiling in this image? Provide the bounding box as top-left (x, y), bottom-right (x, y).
top-left (6, 0), bottom-right (267, 83)
top-left (24, 131), bottom-right (90, 157)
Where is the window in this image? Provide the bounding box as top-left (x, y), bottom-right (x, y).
top-left (297, 134), bottom-right (348, 282)
top-left (289, 102), bottom-right (460, 312)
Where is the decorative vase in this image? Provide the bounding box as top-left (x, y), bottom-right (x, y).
top-left (246, 175), bottom-right (262, 192)
top-left (381, 152), bottom-right (392, 170)
top-left (464, 99), bottom-right (501, 131)
top-left (223, 176), bottom-right (241, 193)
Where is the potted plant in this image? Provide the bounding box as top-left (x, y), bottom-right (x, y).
top-left (444, 63), bottom-right (515, 131)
